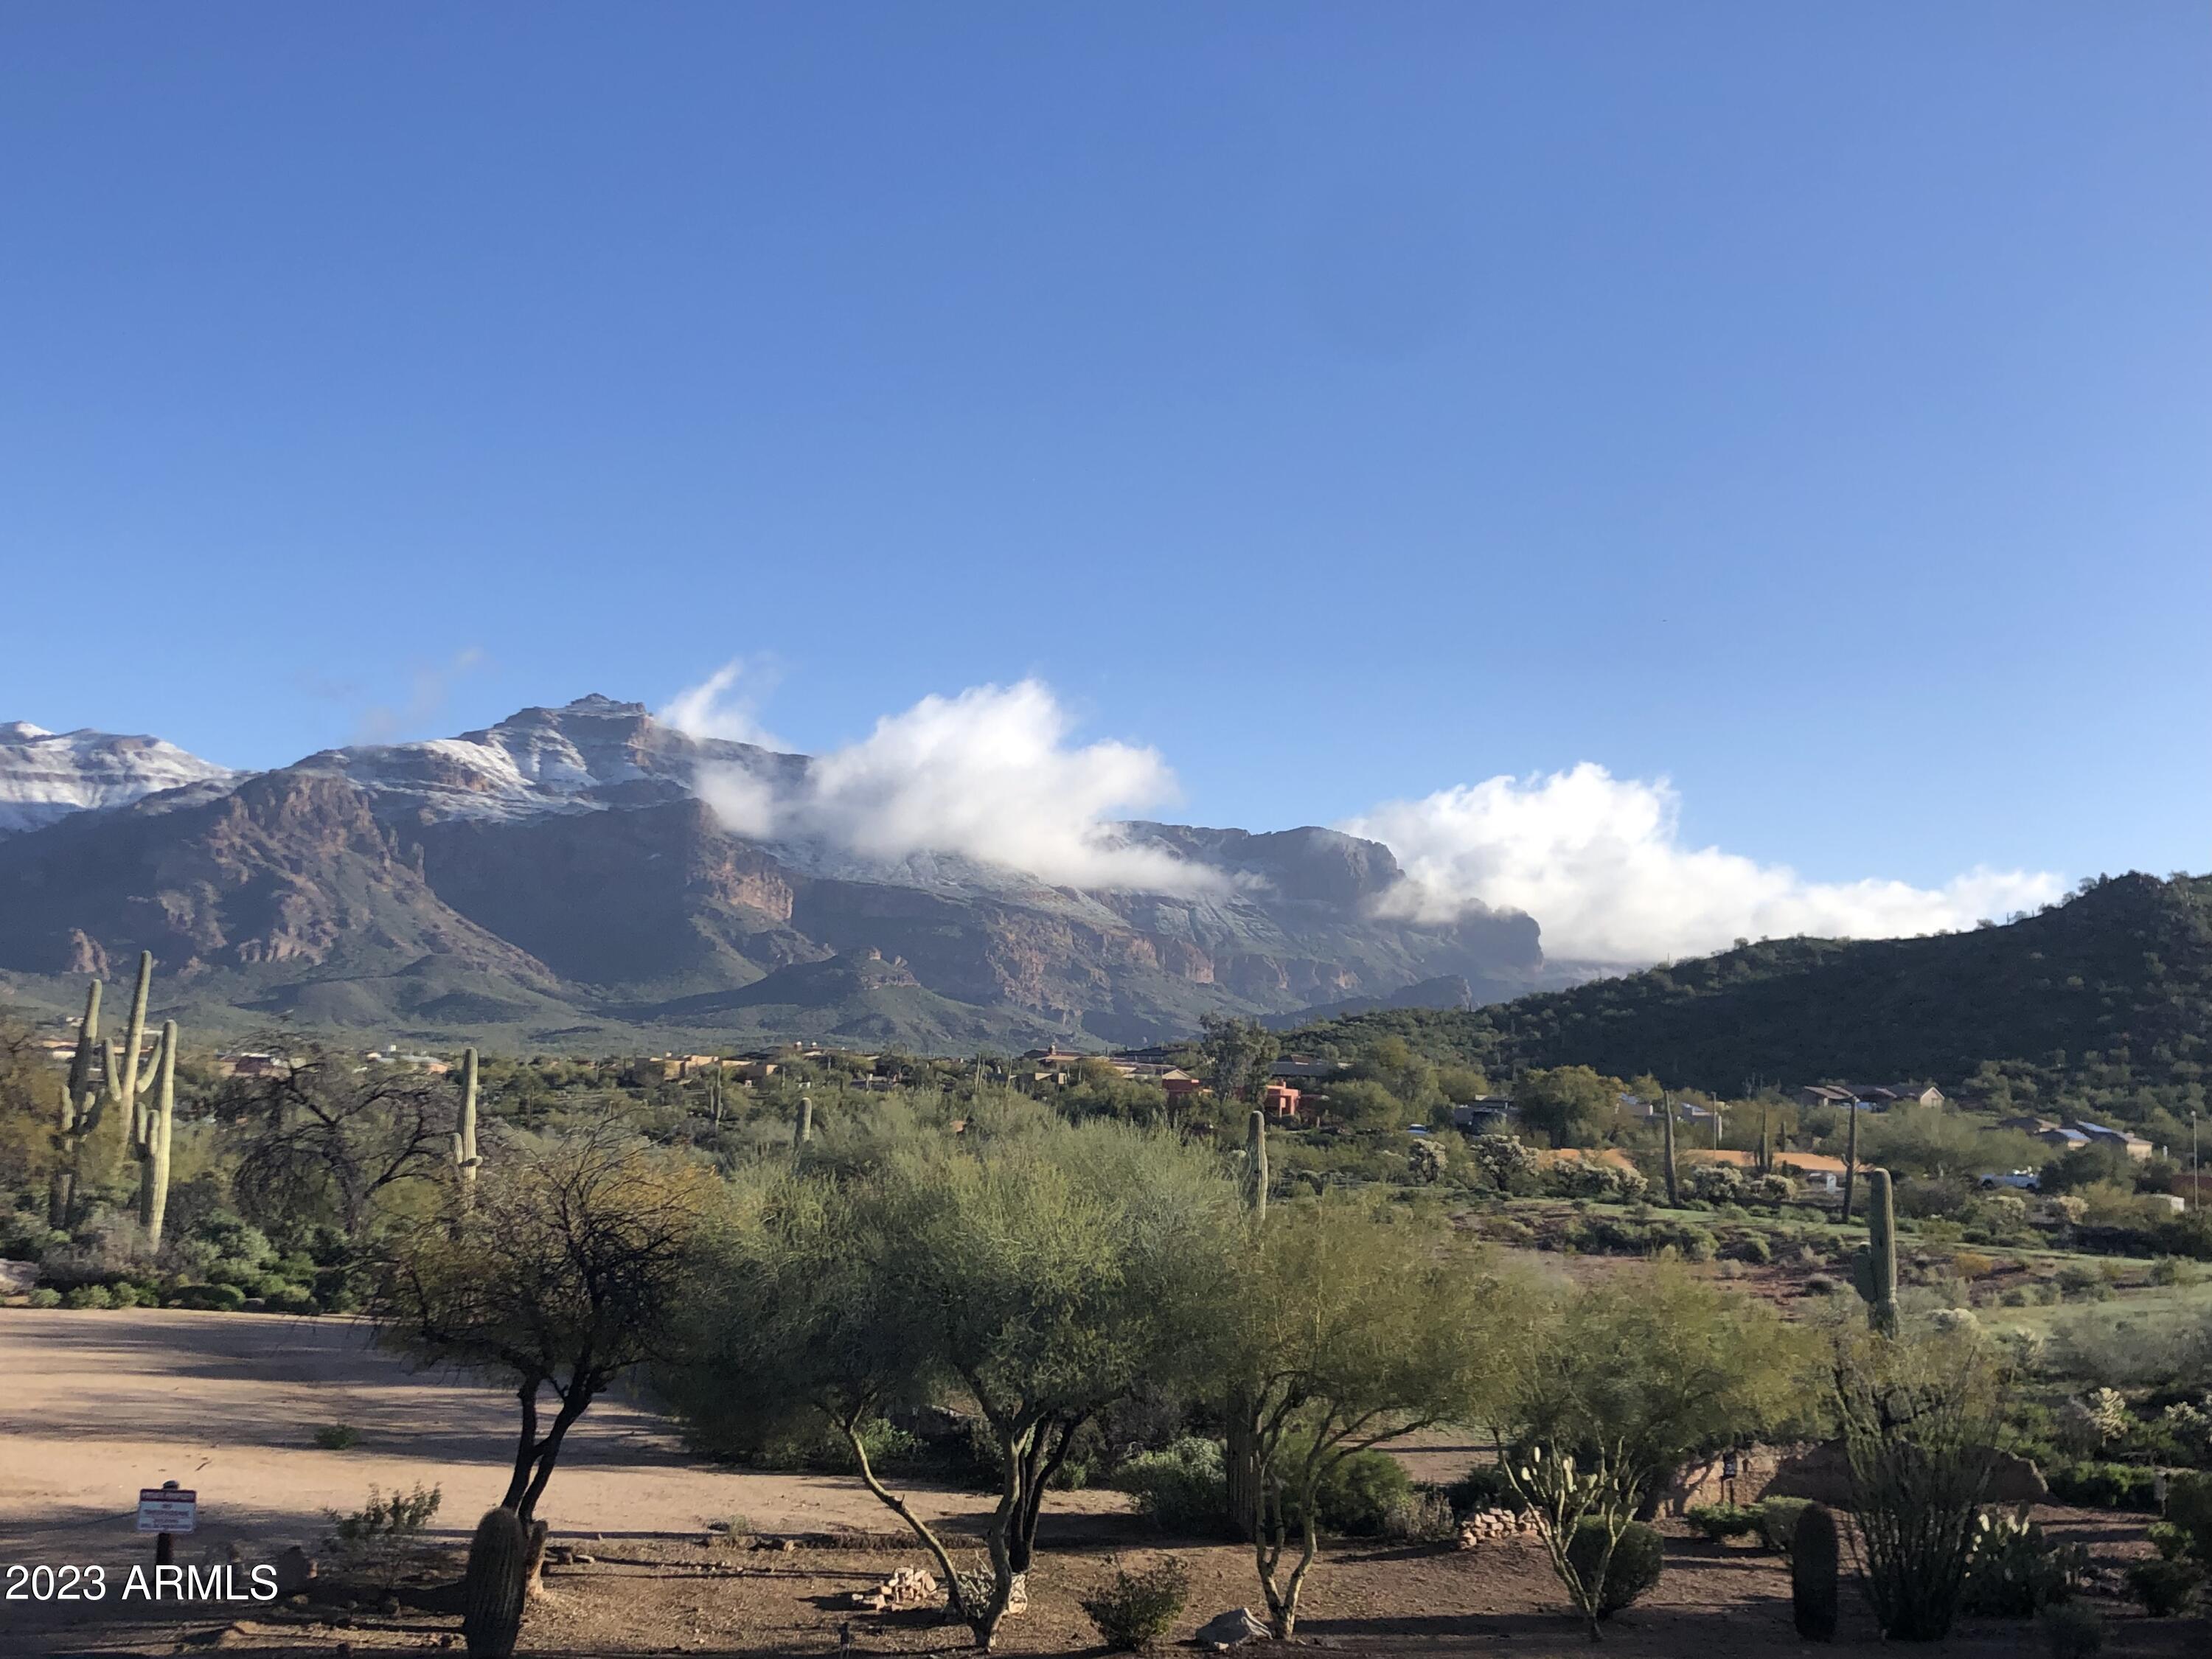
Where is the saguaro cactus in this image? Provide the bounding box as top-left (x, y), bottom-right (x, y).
top-left (1245, 1107), bottom-right (1269, 1220)
top-left (1842, 1099), bottom-right (1860, 1223)
top-left (1851, 1167), bottom-right (1900, 1335)
top-left (1792, 1502), bottom-right (1840, 1641)
top-left (50, 978), bottom-right (105, 1228)
top-left (137, 1021), bottom-right (178, 1248)
top-left (462, 1508), bottom-right (527, 1658)
top-left (451, 1047), bottom-right (481, 1204)
top-left (104, 952), bottom-right (157, 1144)
top-left (793, 1093), bottom-right (813, 1151)
top-left (1660, 1090), bottom-right (1679, 1207)
top-left (1757, 1102), bottom-right (1772, 1176)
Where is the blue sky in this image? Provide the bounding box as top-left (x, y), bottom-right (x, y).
top-left (2, 5), bottom-right (2206, 955)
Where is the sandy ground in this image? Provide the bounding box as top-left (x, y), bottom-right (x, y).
top-left (0, 1307), bottom-right (1126, 1654)
top-left (4, 1308), bottom-right (2207, 1659)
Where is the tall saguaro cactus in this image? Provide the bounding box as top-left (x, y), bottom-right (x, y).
top-left (104, 952), bottom-right (157, 1146)
top-left (1851, 1167), bottom-right (1899, 1336)
top-left (1660, 1090), bottom-right (1680, 1207)
top-left (452, 1048), bottom-right (482, 1206)
top-left (1225, 1106), bottom-right (1270, 1539)
top-left (1841, 1100), bottom-right (1860, 1225)
top-left (1244, 1108), bottom-right (1269, 1221)
top-left (793, 1093), bottom-right (813, 1152)
top-left (138, 1022), bottom-right (178, 1248)
top-left (50, 979), bottom-right (104, 1228)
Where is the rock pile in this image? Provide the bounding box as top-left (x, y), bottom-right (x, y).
top-left (849, 1568), bottom-right (939, 1612)
top-left (1455, 1507), bottom-right (1536, 1548)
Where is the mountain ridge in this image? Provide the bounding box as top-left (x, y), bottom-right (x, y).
top-left (0, 697), bottom-right (1566, 1050)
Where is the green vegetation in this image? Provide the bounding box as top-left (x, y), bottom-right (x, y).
top-left (1284, 871), bottom-right (2212, 1135)
top-left (1077, 1556), bottom-right (1189, 1651)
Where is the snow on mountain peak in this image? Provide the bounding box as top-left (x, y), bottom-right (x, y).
top-left (0, 724), bottom-right (240, 833)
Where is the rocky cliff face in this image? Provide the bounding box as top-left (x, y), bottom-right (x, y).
top-left (0, 697), bottom-right (1562, 1049)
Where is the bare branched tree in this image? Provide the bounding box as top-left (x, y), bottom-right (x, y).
top-left (223, 1042), bottom-right (456, 1237)
top-left (372, 1122), bottom-right (717, 1589)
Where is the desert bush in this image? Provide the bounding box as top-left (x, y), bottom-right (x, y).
top-left (1117, 1438), bottom-right (1229, 1538)
top-left (1961, 1509), bottom-right (2087, 1615)
top-left (1443, 1464), bottom-right (1520, 1515)
top-left (26, 1286), bottom-right (60, 1307)
top-left (1804, 1273), bottom-right (1840, 1296)
top-left (1756, 1496), bottom-right (1810, 1558)
top-left (324, 1483), bottom-right (442, 1593)
top-left (2124, 1557), bottom-right (2199, 1616)
top-left (1377, 1486), bottom-right (1456, 1543)
top-left (1718, 1232), bottom-right (1773, 1265)
top-left (313, 1424), bottom-right (362, 1450)
top-left (60, 1284), bottom-right (114, 1309)
top-left (1294, 1446), bottom-right (1411, 1537)
top-left (1078, 1555), bottom-right (1189, 1650)
top-left (2043, 1461), bottom-right (2160, 1512)
top-left (1506, 1445), bottom-right (1650, 1638)
top-left (1684, 1502), bottom-right (1759, 1543)
top-left (1837, 1326), bottom-right (2000, 1641)
top-left (2040, 1601), bottom-right (2103, 1659)
top-left (1567, 1517), bottom-right (1663, 1615)
top-left (167, 1281), bottom-right (246, 1312)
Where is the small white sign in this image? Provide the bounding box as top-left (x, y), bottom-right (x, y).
top-left (136, 1489), bottom-right (197, 1534)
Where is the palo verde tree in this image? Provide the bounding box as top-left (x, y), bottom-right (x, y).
top-left (1507, 1262), bottom-right (1814, 1511)
top-left (670, 1108), bottom-right (1231, 1650)
top-left (1220, 1197), bottom-right (1531, 1638)
top-left (373, 1121), bottom-right (717, 1587)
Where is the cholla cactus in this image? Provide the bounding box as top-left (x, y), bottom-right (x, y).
top-left (1470, 1133), bottom-right (1540, 1191)
top-left (1502, 1443), bottom-right (1644, 1640)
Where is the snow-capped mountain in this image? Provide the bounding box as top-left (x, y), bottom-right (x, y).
top-left (0, 697), bottom-right (1565, 1048)
top-left (0, 722), bottom-right (240, 833)
top-left (291, 694), bottom-right (807, 825)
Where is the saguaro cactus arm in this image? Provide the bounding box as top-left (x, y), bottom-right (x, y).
top-left (140, 1022), bottom-right (177, 1247)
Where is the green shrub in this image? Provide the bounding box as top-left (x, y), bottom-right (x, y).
top-left (1756, 1497), bottom-right (1810, 1559)
top-left (26, 1287), bottom-right (60, 1308)
top-left (262, 1283), bottom-right (321, 1315)
top-left (323, 1484), bottom-right (442, 1595)
top-left (1116, 1438), bottom-right (1228, 1538)
top-left (2045, 1460), bottom-right (2160, 1512)
top-left (313, 1424), bottom-right (362, 1450)
top-left (1377, 1486), bottom-right (1457, 1543)
top-left (2124, 1557), bottom-right (2199, 1616)
top-left (1301, 1447), bottom-right (1411, 1537)
top-left (60, 1284), bottom-right (114, 1310)
top-left (1718, 1233), bottom-right (1773, 1265)
top-left (1078, 1556), bottom-right (1189, 1650)
top-left (2156, 1470), bottom-right (2212, 1561)
top-left (1444, 1464), bottom-right (1519, 1514)
top-left (1566, 1519), bottom-right (1663, 1615)
top-left (167, 1282), bottom-right (247, 1312)
top-left (1684, 1502), bottom-right (1760, 1543)
top-left (2041, 1601), bottom-right (2103, 1659)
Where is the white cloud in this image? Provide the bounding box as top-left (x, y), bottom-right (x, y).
top-left (659, 659), bottom-right (783, 749)
top-left (1344, 762), bottom-right (2065, 963)
top-left (682, 675), bottom-right (1217, 892)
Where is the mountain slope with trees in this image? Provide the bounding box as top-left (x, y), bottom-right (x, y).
top-left (1283, 872), bottom-right (2212, 1124)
